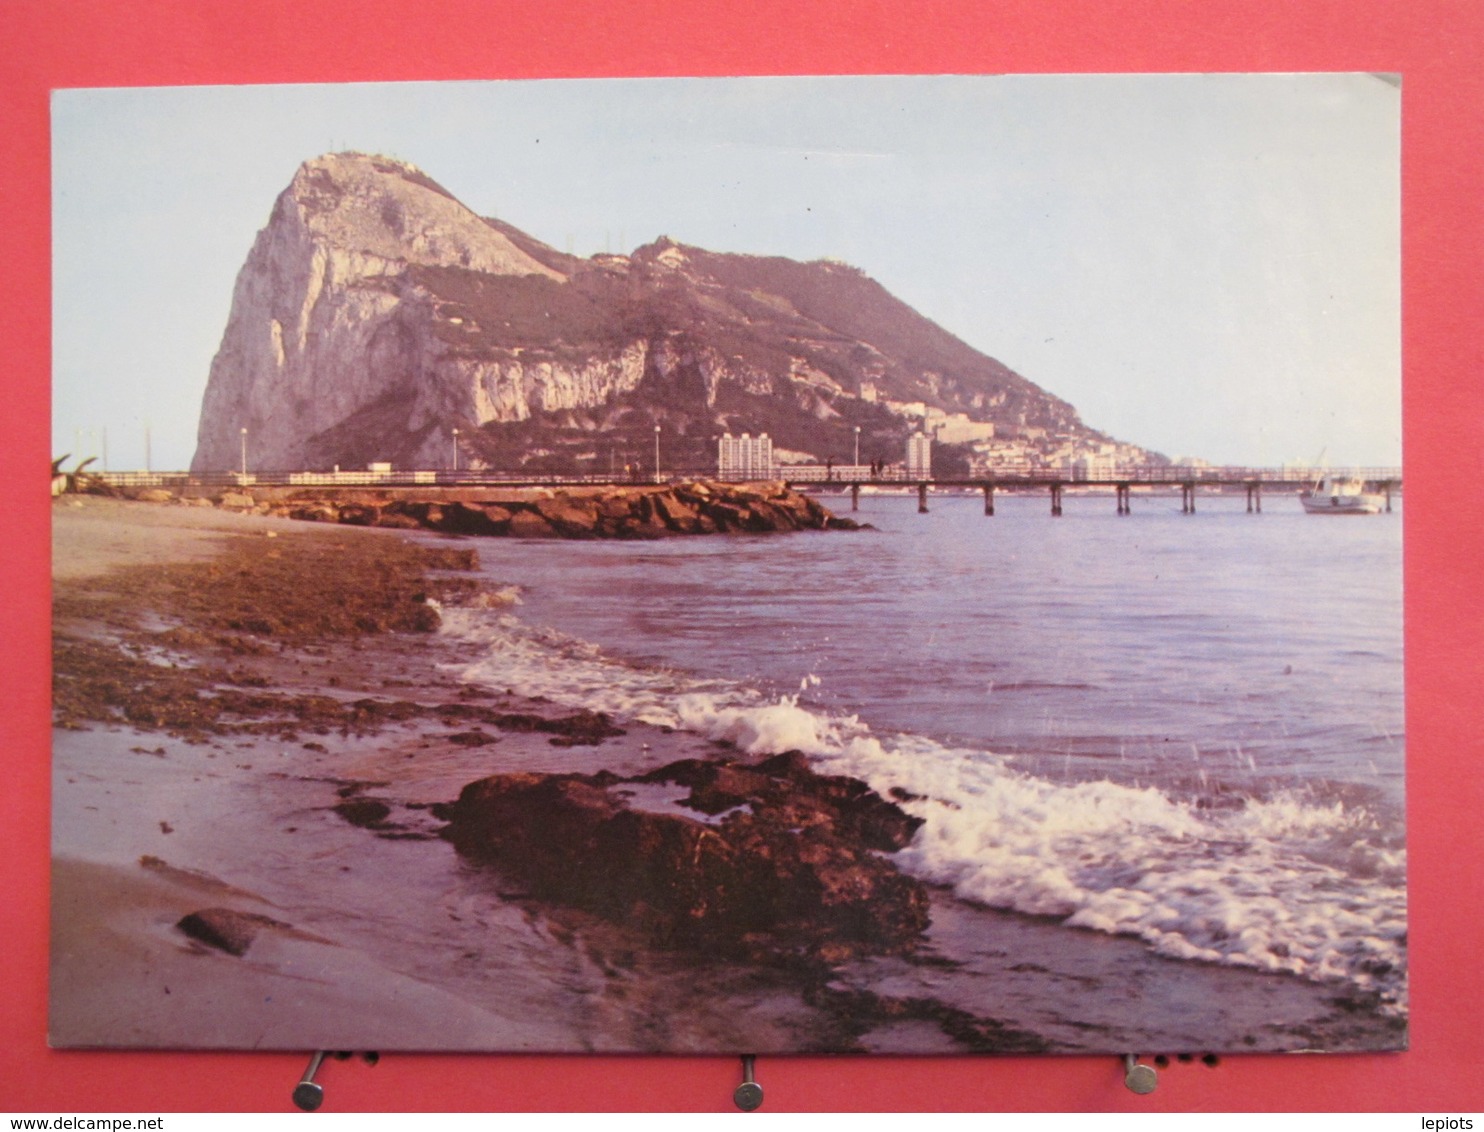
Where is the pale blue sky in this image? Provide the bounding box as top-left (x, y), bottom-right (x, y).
top-left (52, 74), bottom-right (1400, 471)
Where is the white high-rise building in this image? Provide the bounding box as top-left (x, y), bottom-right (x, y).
top-left (906, 430), bottom-right (932, 479)
top-left (718, 432), bottom-right (775, 480)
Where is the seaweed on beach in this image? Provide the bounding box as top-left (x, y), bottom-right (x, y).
top-left (52, 530), bottom-right (478, 737)
top-left (57, 530), bottom-right (479, 643)
top-left (51, 528), bottom-right (633, 748)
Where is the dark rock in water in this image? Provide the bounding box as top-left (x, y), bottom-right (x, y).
top-left (484, 708), bottom-right (625, 747)
top-left (446, 729), bottom-right (498, 747)
top-left (335, 502), bottom-right (381, 526)
top-left (289, 503), bottom-right (340, 524)
top-left (505, 509), bottom-right (556, 538)
top-left (176, 907), bottom-right (287, 957)
top-left (433, 500), bottom-right (505, 535)
top-left (333, 798), bottom-right (393, 828)
top-left (534, 495), bottom-right (600, 535)
top-left (372, 512), bottom-right (425, 530)
top-left (434, 751), bottom-right (929, 963)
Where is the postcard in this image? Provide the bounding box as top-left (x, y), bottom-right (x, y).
top-left (50, 74), bottom-right (1403, 1054)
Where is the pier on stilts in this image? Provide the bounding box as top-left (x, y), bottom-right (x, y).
top-left (97, 464), bottom-right (1401, 521)
top-left (780, 466), bottom-right (1402, 519)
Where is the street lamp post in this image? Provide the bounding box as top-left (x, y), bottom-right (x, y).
top-left (452, 428), bottom-right (460, 474)
top-left (653, 425), bottom-right (662, 484)
top-left (239, 428), bottom-right (248, 478)
top-left (854, 426), bottom-right (860, 469)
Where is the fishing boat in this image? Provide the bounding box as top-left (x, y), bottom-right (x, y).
top-left (1299, 474), bottom-right (1385, 514)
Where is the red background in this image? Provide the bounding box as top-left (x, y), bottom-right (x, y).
top-left (3, 0), bottom-right (1482, 1113)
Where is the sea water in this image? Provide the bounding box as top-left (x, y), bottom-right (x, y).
top-left (436, 489), bottom-right (1407, 1019)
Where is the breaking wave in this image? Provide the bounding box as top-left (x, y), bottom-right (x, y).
top-left (437, 605), bottom-right (1407, 1011)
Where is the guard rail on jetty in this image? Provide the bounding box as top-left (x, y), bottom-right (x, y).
top-left (87, 465), bottom-right (1402, 517)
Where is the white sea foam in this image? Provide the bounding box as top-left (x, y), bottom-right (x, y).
top-left (437, 605), bottom-right (1407, 1010)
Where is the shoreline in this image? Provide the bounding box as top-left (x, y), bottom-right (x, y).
top-left (50, 497), bottom-right (1404, 1054)
top-left (50, 497), bottom-right (997, 1052)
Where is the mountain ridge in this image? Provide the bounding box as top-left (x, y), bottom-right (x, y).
top-left (192, 152), bottom-right (1154, 475)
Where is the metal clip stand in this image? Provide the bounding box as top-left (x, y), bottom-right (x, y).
top-left (292, 1051), bottom-right (328, 1112)
top-left (291, 1051), bottom-right (379, 1111)
top-left (733, 1054), bottom-right (764, 1112)
top-left (1122, 1054), bottom-right (1158, 1095)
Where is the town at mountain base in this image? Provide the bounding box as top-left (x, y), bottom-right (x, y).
top-left (191, 152), bottom-right (1158, 479)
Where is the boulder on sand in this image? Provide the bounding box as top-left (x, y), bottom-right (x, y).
top-left (176, 907), bottom-right (288, 957)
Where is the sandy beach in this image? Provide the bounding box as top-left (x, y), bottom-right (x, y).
top-left (52, 495), bottom-right (950, 1052)
top-left (51, 495), bottom-right (1404, 1055)
top-left (51, 497), bottom-right (686, 1049)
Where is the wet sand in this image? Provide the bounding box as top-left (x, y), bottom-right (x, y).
top-left (52, 494), bottom-right (311, 580)
top-left (50, 496), bottom-right (1404, 1054)
top-left (50, 497), bottom-right (830, 1050)
top-left (51, 498), bottom-right (594, 1048)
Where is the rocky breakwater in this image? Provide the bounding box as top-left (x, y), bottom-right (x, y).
top-left (239, 480), bottom-right (865, 539)
top-left (433, 751), bottom-right (930, 965)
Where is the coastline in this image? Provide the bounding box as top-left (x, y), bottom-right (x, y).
top-left (50, 496), bottom-right (989, 1052)
top-left (50, 497), bottom-right (676, 1049)
top-left (50, 496), bottom-right (1405, 1054)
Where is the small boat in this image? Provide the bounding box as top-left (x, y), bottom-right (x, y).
top-left (1299, 474), bottom-right (1385, 514)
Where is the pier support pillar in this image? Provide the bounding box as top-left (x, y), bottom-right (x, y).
top-left (851, 483), bottom-right (860, 511)
top-left (1245, 482), bottom-right (1262, 513)
top-left (1181, 483), bottom-right (1196, 514)
top-left (1050, 482), bottom-right (1063, 517)
top-left (1384, 482), bottom-right (1393, 512)
top-left (1116, 483), bottom-right (1131, 515)
top-left (918, 482), bottom-right (929, 514)
top-left (983, 483), bottom-right (995, 516)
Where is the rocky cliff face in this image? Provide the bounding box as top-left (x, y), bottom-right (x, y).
top-left (193, 152), bottom-right (1120, 474)
top-left (193, 153), bottom-right (571, 471)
